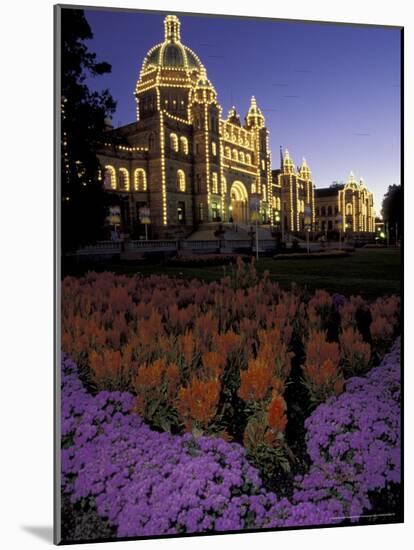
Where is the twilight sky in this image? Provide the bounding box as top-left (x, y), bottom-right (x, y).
top-left (84, 8), bottom-right (401, 214)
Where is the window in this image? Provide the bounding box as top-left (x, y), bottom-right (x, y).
top-left (328, 206), bottom-right (333, 216)
top-left (251, 183), bottom-right (256, 194)
top-left (134, 168), bottom-right (147, 191)
top-left (177, 201), bottom-right (186, 224)
top-left (118, 168), bottom-right (130, 191)
top-left (232, 149), bottom-right (238, 161)
top-left (316, 207), bottom-right (320, 216)
top-left (211, 141), bottom-right (217, 156)
top-left (177, 169), bottom-right (186, 192)
top-left (246, 153), bottom-right (251, 164)
top-left (239, 151), bottom-right (245, 163)
top-left (276, 197), bottom-right (281, 210)
top-left (261, 159), bottom-right (265, 170)
top-left (328, 220), bottom-right (333, 231)
top-left (335, 205), bottom-right (338, 215)
top-left (225, 146), bottom-right (231, 157)
top-left (196, 174), bottom-right (202, 193)
top-left (180, 136), bottom-right (189, 155)
top-left (212, 172), bottom-right (218, 194)
top-left (263, 186), bottom-right (267, 200)
top-left (104, 165), bottom-right (117, 190)
top-left (221, 176), bottom-right (227, 194)
top-left (211, 202), bottom-right (220, 221)
top-left (170, 133), bottom-right (179, 152)
top-left (346, 203), bottom-right (353, 215)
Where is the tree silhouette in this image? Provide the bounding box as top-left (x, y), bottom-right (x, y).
top-left (60, 8), bottom-right (116, 253)
top-left (381, 184), bottom-right (402, 241)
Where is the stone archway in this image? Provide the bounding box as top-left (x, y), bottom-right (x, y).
top-left (230, 181), bottom-right (249, 224)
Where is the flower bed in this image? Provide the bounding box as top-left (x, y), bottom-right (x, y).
top-left (61, 338), bottom-right (401, 538)
top-left (61, 261), bottom-right (400, 494)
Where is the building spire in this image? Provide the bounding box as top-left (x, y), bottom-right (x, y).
top-left (164, 15), bottom-right (181, 42)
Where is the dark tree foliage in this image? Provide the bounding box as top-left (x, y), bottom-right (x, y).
top-left (60, 8), bottom-right (116, 253)
top-left (381, 184), bottom-right (403, 240)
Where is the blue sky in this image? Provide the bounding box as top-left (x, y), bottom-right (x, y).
top-left (83, 9), bottom-right (401, 213)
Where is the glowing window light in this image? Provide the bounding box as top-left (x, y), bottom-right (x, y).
top-left (118, 168), bottom-right (130, 191)
top-left (225, 146), bottom-right (231, 157)
top-left (177, 169), bottom-right (186, 192)
top-left (211, 141), bottom-right (217, 156)
top-left (246, 153), bottom-right (251, 164)
top-left (212, 172), bottom-right (218, 194)
top-left (239, 151), bottom-right (245, 163)
top-left (104, 165), bottom-right (117, 190)
top-left (180, 136), bottom-right (189, 154)
top-left (232, 149), bottom-right (238, 161)
top-left (170, 133), bottom-right (179, 152)
top-left (134, 168), bottom-right (147, 191)
top-left (221, 176), bottom-right (227, 194)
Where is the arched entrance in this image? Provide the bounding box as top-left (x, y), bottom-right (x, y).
top-left (230, 181), bottom-right (249, 224)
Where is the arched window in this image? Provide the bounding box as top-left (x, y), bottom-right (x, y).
top-left (134, 168), bottom-right (147, 191)
top-left (276, 197), bottom-right (281, 210)
top-left (221, 176), bottom-right (227, 194)
top-left (211, 141), bottom-right (217, 156)
top-left (180, 136), bottom-right (189, 155)
top-left (118, 168), bottom-right (130, 191)
top-left (177, 169), bottom-right (186, 192)
top-left (104, 165), bottom-right (117, 190)
top-left (170, 133), bottom-right (179, 152)
top-left (225, 146), bottom-right (231, 157)
top-left (212, 172), bottom-right (218, 194)
top-left (239, 151), bottom-right (245, 163)
top-left (346, 203), bottom-right (353, 215)
top-left (232, 149), bottom-right (238, 161)
top-left (246, 153), bottom-right (251, 164)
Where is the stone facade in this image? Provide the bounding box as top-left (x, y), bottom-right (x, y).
top-left (98, 15), bottom-right (272, 239)
top-left (315, 173), bottom-right (375, 235)
top-left (97, 14), bottom-right (375, 239)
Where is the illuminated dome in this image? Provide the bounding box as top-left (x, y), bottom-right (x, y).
top-left (141, 15), bottom-right (203, 72)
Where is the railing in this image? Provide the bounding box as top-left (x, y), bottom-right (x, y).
top-left (181, 240), bottom-right (219, 250)
top-left (76, 237), bottom-right (281, 256)
top-left (77, 241), bottom-right (122, 255)
top-left (128, 240), bottom-right (177, 251)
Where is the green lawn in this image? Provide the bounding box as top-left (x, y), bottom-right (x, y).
top-left (64, 248), bottom-right (401, 300)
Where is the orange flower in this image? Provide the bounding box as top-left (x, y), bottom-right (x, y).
top-left (201, 351), bottom-right (225, 379)
top-left (267, 393), bottom-right (287, 433)
top-left (176, 377), bottom-right (220, 430)
top-left (238, 358), bottom-right (273, 403)
top-left (339, 327), bottom-right (371, 375)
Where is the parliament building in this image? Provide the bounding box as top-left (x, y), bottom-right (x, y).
top-left (98, 14), bottom-right (374, 239)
